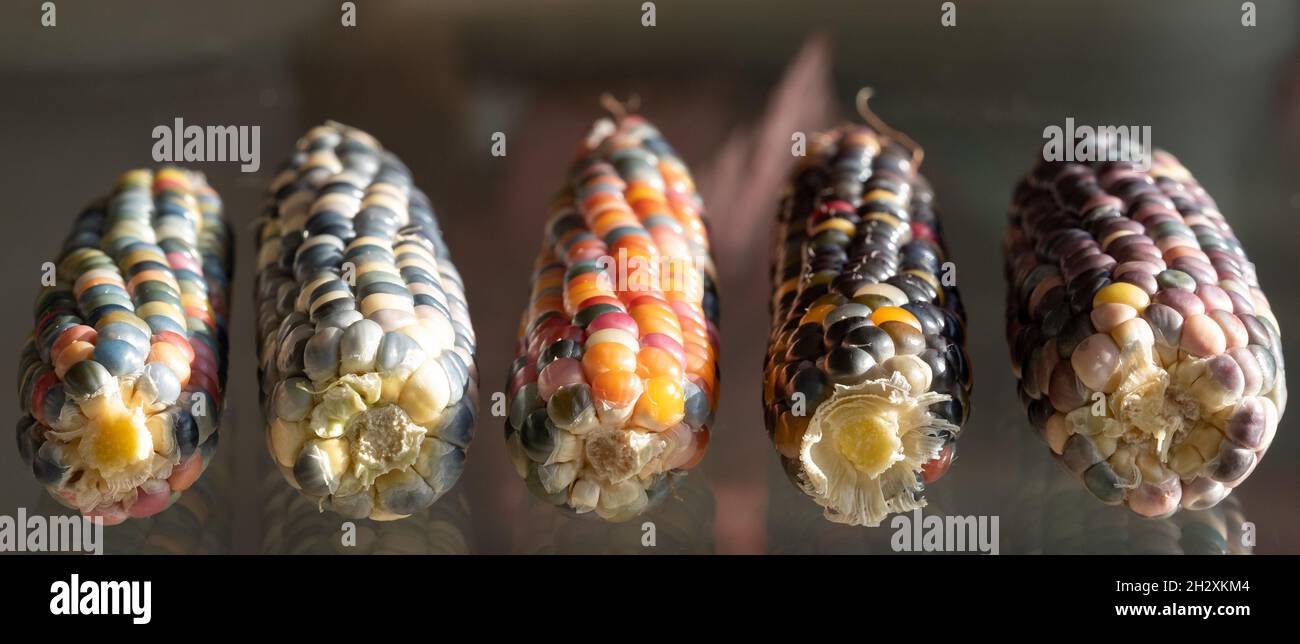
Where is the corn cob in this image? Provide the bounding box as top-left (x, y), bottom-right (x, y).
top-left (763, 106), bottom-right (972, 527)
top-left (255, 122), bottom-right (477, 521)
top-left (1005, 151), bottom-right (1287, 517)
top-left (15, 168), bottom-right (231, 524)
top-left (504, 112), bottom-right (720, 521)
top-left (35, 461), bottom-right (230, 554)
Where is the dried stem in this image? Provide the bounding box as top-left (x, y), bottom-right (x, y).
top-left (599, 93), bottom-right (641, 121)
top-left (855, 87), bottom-right (924, 171)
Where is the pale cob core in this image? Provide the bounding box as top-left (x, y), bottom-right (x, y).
top-left (835, 412), bottom-right (902, 477)
top-left (1006, 151), bottom-right (1286, 516)
top-left (348, 404), bottom-right (424, 485)
top-left (799, 373), bottom-right (953, 526)
top-left (1108, 349), bottom-right (1199, 453)
top-left (81, 399), bottom-right (153, 474)
top-left (18, 167), bottom-right (229, 521)
top-left (53, 385), bottom-right (158, 505)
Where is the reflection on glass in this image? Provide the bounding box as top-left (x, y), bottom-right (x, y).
top-left (259, 472), bottom-right (473, 555)
top-left (766, 458), bottom-right (958, 554)
top-left (31, 458), bottom-right (231, 555)
top-left (1011, 445), bottom-right (1252, 555)
top-left (514, 472), bottom-right (715, 554)
top-left (765, 427), bottom-right (1253, 555)
top-left (1012, 479), bottom-right (1251, 556)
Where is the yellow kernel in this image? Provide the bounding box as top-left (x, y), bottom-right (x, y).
top-left (1092, 282), bottom-right (1150, 313)
top-left (135, 301), bottom-right (185, 327)
top-left (809, 218), bottom-right (856, 237)
top-left (905, 269), bottom-right (942, 293)
top-left (800, 303), bottom-right (838, 326)
top-left (116, 169), bottom-right (154, 190)
top-left (864, 212), bottom-right (903, 229)
top-left (860, 189), bottom-right (897, 204)
top-left (869, 306), bottom-right (922, 331)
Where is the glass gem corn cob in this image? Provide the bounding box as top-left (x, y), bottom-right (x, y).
top-left (763, 117), bottom-right (971, 527)
top-left (256, 122), bottom-right (477, 520)
top-left (1004, 151), bottom-right (1286, 516)
top-left (16, 167), bottom-right (231, 524)
top-left (504, 113), bottom-right (720, 522)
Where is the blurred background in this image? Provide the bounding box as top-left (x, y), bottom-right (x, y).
top-left (1, 0), bottom-right (1297, 554)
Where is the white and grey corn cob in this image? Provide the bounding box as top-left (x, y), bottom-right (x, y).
top-left (256, 122), bottom-right (477, 520)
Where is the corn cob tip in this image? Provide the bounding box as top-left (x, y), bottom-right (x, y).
top-left (598, 92), bottom-right (641, 120)
top-left (854, 88), bottom-right (924, 170)
top-left (798, 372), bottom-right (956, 527)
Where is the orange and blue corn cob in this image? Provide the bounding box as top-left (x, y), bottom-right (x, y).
top-left (505, 114), bottom-right (720, 521)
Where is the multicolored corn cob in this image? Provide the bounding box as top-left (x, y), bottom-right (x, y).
top-left (16, 168), bottom-right (231, 524)
top-left (256, 122), bottom-right (477, 520)
top-left (763, 119), bottom-right (971, 527)
top-left (1005, 151), bottom-right (1286, 517)
top-left (505, 113), bottom-right (720, 522)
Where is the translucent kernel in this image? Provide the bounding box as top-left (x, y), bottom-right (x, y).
top-left (869, 306), bottom-right (922, 332)
top-left (1092, 282), bottom-right (1150, 313)
top-left (632, 375), bottom-right (685, 431)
